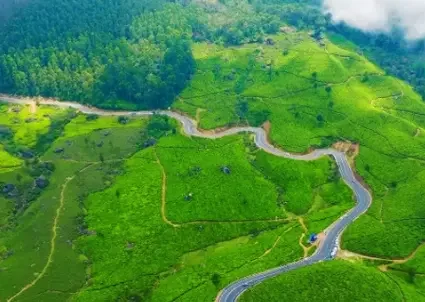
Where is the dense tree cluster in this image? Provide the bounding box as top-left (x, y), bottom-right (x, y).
top-left (0, 1), bottom-right (195, 109)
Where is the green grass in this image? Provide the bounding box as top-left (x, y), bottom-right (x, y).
top-left (240, 260), bottom-right (414, 302)
top-left (0, 103), bottom-right (66, 147)
top-left (156, 134), bottom-right (284, 222)
top-left (173, 30), bottom-right (425, 260)
top-left (74, 147), bottom-right (294, 301)
top-left (2, 27), bottom-right (425, 302)
top-left (0, 111), bottom-right (150, 301)
top-left (44, 127), bottom-right (145, 162)
top-left (0, 103), bottom-right (354, 301)
top-left (74, 129), bottom-right (351, 301)
top-left (62, 114), bottom-right (148, 139)
top-left (253, 150), bottom-right (353, 215)
top-left (0, 145), bottom-right (22, 172)
top-left (0, 160), bottom-right (86, 300)
top-left (391, 244), bottom-right (425, 274)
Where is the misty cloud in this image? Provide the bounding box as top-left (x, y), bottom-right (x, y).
top-left (323, 0), bottom-right (425, 39)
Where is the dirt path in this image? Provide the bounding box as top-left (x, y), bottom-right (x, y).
top-left (195, 108), bottom-right (206, 124)
top-left (298, 217), bottom-right (308, 233)
top-left (258, 225), bottom-right (296, 260)
top-left (415, 129), bottom-right (421, 137)
top-left (153, 148), bottom-right (291, 228)
top-left (338, 242), bottom-right (425, 272)
top-left (259, 235), bottom-right (283, 259)
top-left (298, 234), bottom-right (310, 258)
top-left (7, 164), bottom-right (94, 302)
top-left (154, 149), bottom-right (181, 228)
top-left (0, 95), bottom-right (374, 302)
top-left (379, 188), bottom-right (389, 223)
top-left (29, 101), bottom-right (37, 114)
top-left (297, 218), bottom-right (310, 257)
top-left (296, 217), bottom-right (317, 258)
top-left (56, 158), bottom-right (126, 165)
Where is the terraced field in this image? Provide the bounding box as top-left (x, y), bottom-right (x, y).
top-left (174, 31), bottom-right (425, 261)
top-left (0, 102), bottom-right (354, 301)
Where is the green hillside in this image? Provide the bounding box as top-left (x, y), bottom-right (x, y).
top-left (0, 105), bottom-right (352, 301)
top-left (240, 260), bottom-right (425, 302)
top-left (0, 0), bottom-right (425, 301)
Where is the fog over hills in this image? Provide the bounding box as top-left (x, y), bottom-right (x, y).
top-left (324, 0), bottom-right (425, 39)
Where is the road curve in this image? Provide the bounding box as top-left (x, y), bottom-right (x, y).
top-left (0, 95), bottom-right (372, 302)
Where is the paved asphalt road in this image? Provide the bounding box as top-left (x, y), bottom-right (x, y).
top-left (0, 95), bottom-right (373, 302)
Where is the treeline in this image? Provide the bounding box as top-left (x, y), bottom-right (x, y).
top-left (0, 0), bottom-right (300, 108)
top-left (1, 0), bottom-right (424, 107)
top-left (0, 1), bottom-right (195, 109)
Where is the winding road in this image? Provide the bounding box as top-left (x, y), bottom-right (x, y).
top-left (0, 95), bottom-right (372, 302)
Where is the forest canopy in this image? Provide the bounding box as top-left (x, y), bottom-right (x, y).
top-left (0, 0), bottom-right (196, 109)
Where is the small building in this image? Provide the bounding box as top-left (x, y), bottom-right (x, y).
top-left (309, 233), bottom-right (318, 243)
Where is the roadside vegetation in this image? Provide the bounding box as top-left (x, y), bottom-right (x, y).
top-left (0, 103), bottom-right (353, 301)
top-left (174, 28), bottom-right (425, 261)
top-left (0, 0), bottom-right (425, 301)
top-left (240, 260), bottom-right (425, 302)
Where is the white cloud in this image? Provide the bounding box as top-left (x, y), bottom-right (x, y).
top-left (323, 0), bottom-right (425, 39)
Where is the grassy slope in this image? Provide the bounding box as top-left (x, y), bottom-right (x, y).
top-left (239, 260), bottom-right (420, 302)
top-left (0, 104), bottom-right (354, 301)
top-left (0, 107), bottom-right (148, 300)
top-left (75, 132), bottom-right (352, 301)
top-left (1, 28), bottom-right (424, 302)
top-left (173, 31), bottom-right (425, 260)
